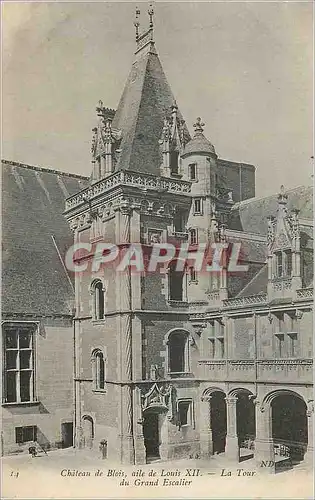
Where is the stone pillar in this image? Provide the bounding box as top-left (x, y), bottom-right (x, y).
top-left (118, 201), bottom-right (135, 464)
top-left (133, 386), bottom-right (146, 464)
top-left (225, 396), bottom-right (239, 462)
top-left (199, 396), bottom-right (213, 458)
top-left (159, 414), bottom-right (169, 461)
top-left (255, 400), bottom-right (275, 473)
top-left (304, 401), bottom-right (314, 468)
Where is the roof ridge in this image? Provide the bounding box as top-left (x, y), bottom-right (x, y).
top-left (2, 159), bottom-right (89, 180)
top-left (232, 184), bottom-right (313, 209)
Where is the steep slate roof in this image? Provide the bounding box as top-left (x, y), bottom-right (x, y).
top-left (229, 185), bottom-right (313, 234)
top-left (112, 43), bottom-right (190, 175)
top-left (2, 160), bottom-right (88, 316)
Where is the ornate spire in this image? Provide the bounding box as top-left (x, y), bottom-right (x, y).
top-left (193, 117), bottom-right (205, 135)
top-left (278, 185), bottom-right (288, 206)
top-left (148, 3), bottom-right (154, 28)
top-left (134, 3), bottom-right (155, 54)
top-left (134, 7), bottom-right (140, 41)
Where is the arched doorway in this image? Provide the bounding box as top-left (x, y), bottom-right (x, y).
top-left (143, 411), bottom-right (160, 462)
top-left (82, 415), bottom-right (94, 449)
top-left (271, 393), bottom-right (307, 465)
top-left (210, 391), bottom-right (227, 454)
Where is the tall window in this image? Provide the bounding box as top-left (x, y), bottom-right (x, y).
top-left (178, 400), bottom-right (193, 427)
top-left (193, 198), bottom-right (202, 215)
top-left (168, 331), bottom-right (189, 373)
top-left (189, 228), bottom-right (198, 245)
top-left (169, 261), bottom-right (185, 301)
top-left (92, 280), bottom-right (105, 320)
top-left (174, 210), bottom-right (185, 232)
top-left (4, 324), bottom-right (35, 403)
top-left (189, 163), bottom-right (197, 181)
top-left (170, 151), bottom-right (179, 175)
top-left (275, 250), bottom-right (292, 278)
top-left (92, 349), bottom-right (106, 390)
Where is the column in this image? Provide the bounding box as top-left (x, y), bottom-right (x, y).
top-left (199, 397), bottom-right (213, 458)
top-left (133, 386), bottom-right (146, 464)
top-left (118, 202), bottom-right (134, 464)
top-left (225, 396), bottom-right (239, 462)
top-left (304, 401), bottom-right (314, 468)
top-left (254, 400), bottom-right (275, 474)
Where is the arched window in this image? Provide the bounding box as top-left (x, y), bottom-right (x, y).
top-left (168, 330), bottom-right (189, 374)
top-left (91, 280), bottom-right (105, 320)
top-left (92, 349), bottom-right (106, 390)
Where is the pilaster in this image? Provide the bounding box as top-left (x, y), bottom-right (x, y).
top-left (254, 400), bottom-right (275, 473)
top-left (225, 396), bottom-right (239, 462)
top-left (199, 396), bottom-right (213, 458)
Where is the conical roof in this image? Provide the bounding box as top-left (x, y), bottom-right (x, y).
top-left (183, 117), bottom-right (216, 157)
top-left (111, 38), bottom-right (190, 175)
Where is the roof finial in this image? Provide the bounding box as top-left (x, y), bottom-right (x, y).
top-left (134, 7), bottom-right (141, 41)
top-left (278, 185), bottom-right (288, 205)
top-left (148, 4), bottom-right (154, 28)
top-left (193, 117), bottom-right (205, 134)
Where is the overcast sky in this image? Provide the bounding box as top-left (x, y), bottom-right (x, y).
top-left (2, 1), bottom-right (313, 197)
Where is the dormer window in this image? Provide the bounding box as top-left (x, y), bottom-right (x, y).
top-left (275, 250), bottom-right (292, 278)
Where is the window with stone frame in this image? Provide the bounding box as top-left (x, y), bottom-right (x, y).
top-left (208, 320), bottom-right (225, 359)
top-left (193, 197), bottom-right (203, 215)
top-left (91, 279), bottom-right (105, 320)
top-left (15, 425), bottom-right (37, 444)
top-left (170, 151), bottom-right (179, 175)
top-left (275, 250), bottom-right (292, 278)
top-left (177, 399), bottom-right (193, 427)
top-left (189, 228), bottom-right (198, 245)
top-left (188, 163), bottom-right (197, 181)
top-left (91, 349), bottom-right (106, 390)
top-left (273, 311), bottom-right (298, 358)
top-left (168, 331), bottom-right (189, 374)
top-left (3, 324), bottom-right (36, 404)
top-left (168, 261), bottom-right (186, 301)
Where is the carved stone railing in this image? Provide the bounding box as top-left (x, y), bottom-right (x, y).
top-left (296, 287), bottom-right (313, 300)
top-left (206, 290), bottom-right (221, 302)
top-left (198, 358), bottom-right (312, 384)
top-left (65, 171), bottom-right (191, 211)
top-left (257, 359), bottom-right (313, 384)
top-left (272, 279), bottom-right (292, 292)
top-left (169, 231), bottom-right (189, 240)
top-left (222, 294), bottom-right (267, 309)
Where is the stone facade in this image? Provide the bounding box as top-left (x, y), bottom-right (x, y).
top-left (64, 12), bottom-right (313, 470)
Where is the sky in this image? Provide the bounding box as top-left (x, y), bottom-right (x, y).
top-left (2, 1), bottom-right (314, 197)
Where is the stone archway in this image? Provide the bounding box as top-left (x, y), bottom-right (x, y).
top-left (226, 388), bottom-right (256, 462)
top-left (81, 415), bottom-right (94, 449)
top-left (271, 392), bottom-right (307, 466)
top-left (200, 388), bottom-right (227, 457)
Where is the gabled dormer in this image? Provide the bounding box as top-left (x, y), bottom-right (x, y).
top-left (267, 185), bottom-right (302, 297)
top-left (90, 101), bottom-right (121, 183)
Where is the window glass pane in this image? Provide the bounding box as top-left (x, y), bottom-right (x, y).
top-left (7, 371), bottom-right (17, 402)
top-left (23, 426), bottom-right (36, 442)
top-left (6, 331), bottom-right (17, 348)
top-left (19, 331), bottom-right (32, 348)
top-left (6, 350), bottom-right (17, 369)
top-left (20, 371), bottom-right (31, 402)
top-left (20, 351), bottom-right (31, 369)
